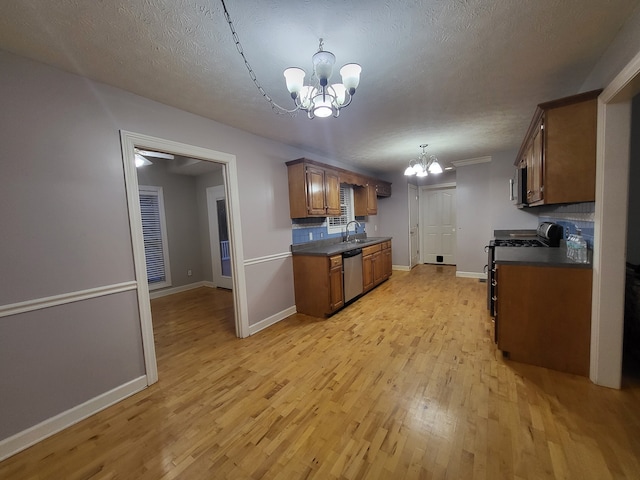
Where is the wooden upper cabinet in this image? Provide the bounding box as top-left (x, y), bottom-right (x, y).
top-left (286, 159), bottom-right (341, 218)
top-left (516, 89), bottom-right (601, 206)
top-left (286, 158), bottom-right (391, 218)
top-left (324, 168), bottom-right (341, 216)
top-left (305, 166), bottom-right (328, 215)
top-left (354, 182), bottom-right (377, 216)
top-left (376, 181), bottom-right (392, 197)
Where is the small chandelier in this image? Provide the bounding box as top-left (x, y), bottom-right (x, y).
top-left (283, 39), bottom-right (362, 119)
top-left (404, 144), bottom-right (443, 177)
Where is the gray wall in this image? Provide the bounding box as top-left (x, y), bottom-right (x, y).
top-left (137, 162), bottom-right (205, 288)
top-left (455, 162), bottom-right (492, 273)
top-left (0, 50), bottom-right (350, 442)
top-left (377, 172), bottom-right (410, 266)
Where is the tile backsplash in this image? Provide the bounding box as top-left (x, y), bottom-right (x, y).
top-left (537, 202), bottom-right (595, 248)
top-left (291, 217), bottom-right (366, 245)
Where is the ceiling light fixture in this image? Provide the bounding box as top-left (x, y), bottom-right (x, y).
top-left (219, 0), bottom-right (361, 119)
top-left (283, 39), bottom-right (361, 119)
top-left (404, 144), bottom-right (443, 176)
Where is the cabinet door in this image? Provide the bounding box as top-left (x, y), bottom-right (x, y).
top-left (354, 183), bottom-right (378, 216)
top-left (306, 166), bottom-right (327, 215)
top-left (372, 251), bottom-right (384, 285)
top-left (329, 263), bottom-right (344, 311)
top-left (363, 254), bottom-right (374, 292)
top-left (527, 118), bottom-right (544, 204)
top-left (367, 183), bottom-right (378, 215)
top-left (382, 245), bottom-right (392, 280)
top-left (324, 169), bottom-right (341, 216)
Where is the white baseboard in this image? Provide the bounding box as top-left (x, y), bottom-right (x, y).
top-left (248, 306), bottom-right (297, 336)
top-left (456, 271), bottom-right (487, 279)
top-left (392, 265), bottom-right (411, 272)
top-left (149, 281), bottom-right (215, 299)
top-left (0, 376), bottom-right (147, 462)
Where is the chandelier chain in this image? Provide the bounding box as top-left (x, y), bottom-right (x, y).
top-left (219, 0), bottom-right (298, 115)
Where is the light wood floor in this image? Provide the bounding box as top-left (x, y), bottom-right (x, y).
top-left (2, 265), bottom-right (640, 479)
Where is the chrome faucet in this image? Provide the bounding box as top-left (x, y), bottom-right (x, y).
top-left (345, 220), bottom-right (362, 242)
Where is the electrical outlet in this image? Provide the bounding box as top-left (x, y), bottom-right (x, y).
top-left (309, 232), bottom-right (313, 240)
top-left (187, 269), bottom-right (192, 277)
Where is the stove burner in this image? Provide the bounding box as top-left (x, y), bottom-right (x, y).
top-left (493, 239), bottom-right (545, 247)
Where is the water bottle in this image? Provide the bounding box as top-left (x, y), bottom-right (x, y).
top-left (576, 229), bottom-right (588, 263)
top-left (566, 233), bottom-right (576, 260)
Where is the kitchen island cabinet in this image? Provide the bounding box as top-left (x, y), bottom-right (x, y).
top-left (516, 89), bottom-right (601, 206)
top-left (495, 262), bottom-right (592, 376)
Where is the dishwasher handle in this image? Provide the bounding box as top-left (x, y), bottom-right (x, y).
top-left (342, 248), bottom-right (363, 258)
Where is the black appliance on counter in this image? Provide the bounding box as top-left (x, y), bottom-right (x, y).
top-left (485, 222), bottom-right (563, 341)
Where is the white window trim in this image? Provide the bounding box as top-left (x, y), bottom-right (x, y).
top-left (138, 185), bottom-right (172, 291)
top-left (327, 185), bottom-right (355, 235)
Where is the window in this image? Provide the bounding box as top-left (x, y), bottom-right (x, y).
top-left (139, 186), bottom-right (172, 290)
top-left (328, 184), bottom-right (355, 235)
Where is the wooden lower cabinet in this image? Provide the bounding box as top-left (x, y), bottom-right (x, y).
top-left (293, 240), bottom-right (392, 317)
top-left (363, 241), bottom-right (392, 292)
top-left (292, 254), bottom-right (344, 317)
top-left (495, 263), bottom-right (592, 376)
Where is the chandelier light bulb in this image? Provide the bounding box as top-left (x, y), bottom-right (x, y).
top-left (283, 67), bottom-right (306, 97)
top-left (340, 64), bottom-right (362, 93)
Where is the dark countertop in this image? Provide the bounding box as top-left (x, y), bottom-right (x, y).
top-left (494, 242), bottom-right (592, 269)
top-left (291, 236), bottom-right (392, 257)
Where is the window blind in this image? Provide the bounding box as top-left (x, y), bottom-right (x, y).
top-left (139, 188), bottom-right (170, 286)
top-left (328, 185), bottom-right (354, 230)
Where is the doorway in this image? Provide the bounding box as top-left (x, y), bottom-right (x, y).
top-left (120, 131), bottom-right (249, 386)
top-left (591, 50), bottom-right (640, 388)
top-left (420, 184), bottom-right (457, 265)
top-left (207, 185), bottom-right (233, 289)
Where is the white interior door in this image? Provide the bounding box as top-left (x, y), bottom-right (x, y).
top-left (409, 184), bottom-right (420, 268)
top-left (421, 186), bottom-right (457, 265)
top-left (207, 185), bottom-right (233, 289)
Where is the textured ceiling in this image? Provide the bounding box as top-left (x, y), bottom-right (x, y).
top-left (1, 0), bottom-right (638, 173)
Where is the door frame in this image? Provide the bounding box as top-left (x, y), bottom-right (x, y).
top-left (207, 185), bottom-right (233, 289)
top-left (418, 182), bottom-right (456, 264)
top-left (408, 184), bottom-right (420, 269)
top-left (120, 131), bottom-right (249, 385)
top-left (590, 50), bottom-right (640, 388)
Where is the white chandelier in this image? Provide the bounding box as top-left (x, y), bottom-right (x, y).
top-left (283, 39), bottom-right (362, 119)
top-left (404, 144), bottom-right (443, 177)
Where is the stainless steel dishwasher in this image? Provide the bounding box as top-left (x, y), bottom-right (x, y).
top-left (342, 248), bottom-right (363, 303)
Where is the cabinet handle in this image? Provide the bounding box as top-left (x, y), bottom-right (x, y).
top-left (492, 280), bottom-right (497, 287)
top-left (492, 296), bottom-right (497, 302)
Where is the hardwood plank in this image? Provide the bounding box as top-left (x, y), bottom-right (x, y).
top-left (1, 268), bottom-right (640, 479)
